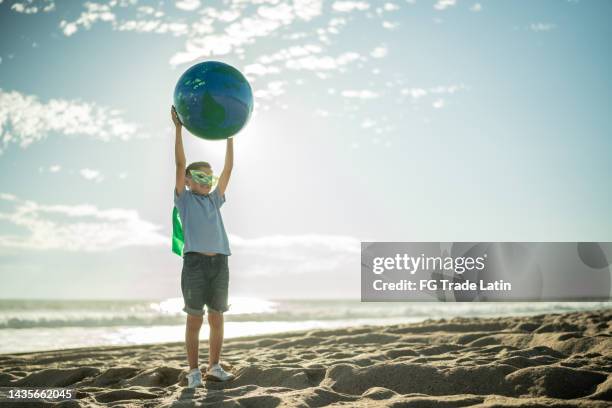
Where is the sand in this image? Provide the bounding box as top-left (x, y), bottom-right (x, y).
top-left (0, 309), bottom-right (611, 407)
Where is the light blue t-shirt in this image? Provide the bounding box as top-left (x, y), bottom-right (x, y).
top-left (173, 187), bottom-right (231, 256)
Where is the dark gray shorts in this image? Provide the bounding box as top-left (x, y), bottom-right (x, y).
top-left (181, 252), bottom-right (230, 316)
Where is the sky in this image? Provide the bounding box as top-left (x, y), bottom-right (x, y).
top-left (0, 0), bottom-right (611, 300)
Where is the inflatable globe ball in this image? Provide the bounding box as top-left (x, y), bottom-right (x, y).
top-left (173, 61), bottom-right (253, 140)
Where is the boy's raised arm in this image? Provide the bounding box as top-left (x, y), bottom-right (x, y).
top-left (216, 138), bottom-right (233, 197)
top-left (172, 106), bottom-right (186, 196)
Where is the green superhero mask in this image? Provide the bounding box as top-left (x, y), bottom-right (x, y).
top-left (189, 169), bottom-right (219, 186)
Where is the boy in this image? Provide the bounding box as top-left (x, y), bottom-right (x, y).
top-left (172, 105), bottom-right (235, 388)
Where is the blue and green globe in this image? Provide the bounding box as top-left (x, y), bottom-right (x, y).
top-left (173, 61), bottom-right (253, 140)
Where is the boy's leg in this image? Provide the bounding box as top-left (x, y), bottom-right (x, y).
top-left (186, 314), bottom-right (203, 370)
top-left (181, 253), bottom-right (207, 370)
top-left (206, 254), bottom-right (230, 369)
top-left (207, 311), bottom-right (224, 368)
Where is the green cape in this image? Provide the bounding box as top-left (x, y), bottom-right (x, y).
top-left (172, 206), bottom-right (184, 257)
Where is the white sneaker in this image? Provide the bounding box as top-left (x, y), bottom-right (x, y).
top-left (205, 363), bottom-right (235, 382)
top-left (185, 368), bottom-right (203, 388)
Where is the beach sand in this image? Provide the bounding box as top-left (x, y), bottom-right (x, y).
top-left (0, 309), bottom-right (610, 407)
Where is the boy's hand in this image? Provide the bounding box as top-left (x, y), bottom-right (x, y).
top-left (171, 105), bottom-right (182, 129)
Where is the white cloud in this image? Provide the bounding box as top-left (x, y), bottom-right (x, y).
top-left (59, 2), bottom-right (185, 37)
top-left (0, 89), bottom-right (146, 153)
top-left (59, 2), bottom-right (115, 36)
top-left (258, 2), bottom-right (294, 23)
top-left (60, 22), bottom-right (78, 36)
top-left (314, 109), bottom-right (329, 117)
top-left (384, 3), bottom-right (400, 11)
top-left (0, 193), bottom-right (17, 201)
top-left (403, 88), bottom-right (427, 99)
top-left (432, 98), bottom-right (445, 108)
top-left (27, 1), bottom-right (337, 71)
top-left (49, 165), bottom-right (61, 173)
top-left (259, 44), bottom-right (323, 64)
top-left (432, 84), bottom-right (465, 93)
top-left (170, 0), bottom-right (323, 66)
top-left (0, 194), bottom-right (359, 270)
top-left (470, 3), bottom-right (482, 12)
top-left (175, 0), bottom-right (201, 11)
top-left (115, 20), bottom-right (188, 36)
top-left (401, 83), bottom-right (467, 100)
top-left (341, 90), bottom-right (380, 99)
top-left (293, 0), bottom-right (323, 20)
top-left (434, 0), bottom-right (456, 11)
top-left (326, 16), bottom-right (347, 35)
top-left (0, 194), bottom-right (167, 251)
top-left (137, 6), bottom-right (163, 17)
top-left (203, 7), bottom-right (241, 23)
top-left (80, 168), bottom-right (104, 183)
top-left (10, 0), bottom-right (54, 14)
top-left (361, 118), bottom-right (376, 128)
top-left (382, 20), bottom-right (399, 30)
top-left (230, 233), bottom-right (360, 276)
top-left (254, 81), bottom-right (287, 100)
top-left (332, 1), bottom-right (370, 12)
top-left (231, 233), bottom-right (359, 253)
top-left (244, 63), bottom-right (281, 78)
top-left (530, 22), bottom-right (556, 32)
top-left (286, 51), bottom-right (361, 71)
top-left (370, 45), bottom-right (388, 58)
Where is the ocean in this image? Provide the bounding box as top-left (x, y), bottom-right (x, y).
top-left (1, 298), bottom-right (610, 354)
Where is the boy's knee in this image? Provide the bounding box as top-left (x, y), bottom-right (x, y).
top-left (186, 314), bottom-right (203, 329)
top-left (207, 311), bottom-right (223, 328)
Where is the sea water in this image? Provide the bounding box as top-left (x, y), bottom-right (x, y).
top-left (0, 298), bottom-right (610, 354)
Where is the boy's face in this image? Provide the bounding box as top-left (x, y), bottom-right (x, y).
top-left (186, 166), bottom-right (214, 195)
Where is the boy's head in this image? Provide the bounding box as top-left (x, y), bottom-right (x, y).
top-left (185, 161), bottom-right (217, 195)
